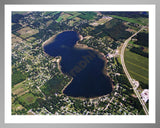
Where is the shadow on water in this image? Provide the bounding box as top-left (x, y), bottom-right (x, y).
top-left (43, 31), bottom-right (112, 98)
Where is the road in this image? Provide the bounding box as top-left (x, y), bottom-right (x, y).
top-left (120, 26), bottom-right (149, 115)
top-left (36, 86), bottom-right (46, 100)
top-left (104, 93), bottom-right (115, 110)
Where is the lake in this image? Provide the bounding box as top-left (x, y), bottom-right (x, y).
top-left (43, 31), bottom-right (112, 98)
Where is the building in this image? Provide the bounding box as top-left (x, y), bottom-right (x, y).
top-left (141, 89), bottom-right (149, 103)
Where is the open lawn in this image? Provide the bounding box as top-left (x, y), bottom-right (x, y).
top-left (124, 49), bottom-right (148, 85)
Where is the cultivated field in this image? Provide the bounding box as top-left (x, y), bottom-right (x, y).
top-left (124, 49), bottom-right (148, 84)
top-left (12, 81), bottom-right (29, 96)
top-left (26, 37), bottom-right (36, 42)
top-left (12, 34), bottom-right (23, 45)
top-left (17, 27), bottom-right (39, 39)
top-left (110, 15), bottom-right (148, 26)
top-left (90, 16), bottom-right (112, 26)
top-left (19, 93), bottom-right (37, 105)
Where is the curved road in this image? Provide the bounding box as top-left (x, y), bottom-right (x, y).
top-left (120, 26), bottom-right (149, 115)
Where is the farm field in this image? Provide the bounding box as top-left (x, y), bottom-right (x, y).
top-left (18, 93), bottom-right (37, 105)
top-left (78, 12), bottom-right (97, 20)
top-left (26, 37), bottom-right (36, 42)
top-left (110, 15), bottom-right (148, 25)
top-left (90, 16), bottom-right (112, 26)
top-left (124, 48), bottom-right (148, 85)
top-left (56, 12), bottom-right (81, 23)
top-left (17, 27), bottom-right (39, 39)
top-left (43, 11), bottom-right (60, 16)
top-left (12, 80), bottom-right (28, 96)
top-left (67, 13), bottom-right (81, 20)
top-left (12, 34), bottom-right (23, 44)
top-left (56, 16), bottom-right (63, 22)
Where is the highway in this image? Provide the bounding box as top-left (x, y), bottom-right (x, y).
top-left (120, 26), bottom-right (149, 115)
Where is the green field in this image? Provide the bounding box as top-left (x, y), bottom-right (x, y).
top-left (44, 11), bottom-right (60, 16)
top-left (78, 12), bottom-right (97, 20)
top-left (67, 13), bottom-right (81, 20)
top-left (124, 49), bottom-right (148, 85)
top-left (56, 16), bottom-right (63, 22)
top-left (56, 12), bottom-right (80, 22)
top-left (19, 93), bottom-right (37, 105)
top-left (110, 15), bottom-right (148, 25)
top-left (12, 81), bottom-right (26, 95)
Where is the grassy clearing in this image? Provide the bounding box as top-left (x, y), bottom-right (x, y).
top-left (124, 49), bottom-right (148, 84)
top-left (110, 15), bottom-right (148, 25)
top-left (19, 93), bottom-right (37, 105)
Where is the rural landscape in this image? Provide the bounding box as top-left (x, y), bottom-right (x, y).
top-left (12, 11), bottom-right (149, 115)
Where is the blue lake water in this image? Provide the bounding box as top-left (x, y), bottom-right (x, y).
top-left (43, 31), bottom-right (112, 98)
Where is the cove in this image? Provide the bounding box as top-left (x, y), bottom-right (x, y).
top-left (43, 31), bottom-right (112, 98)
